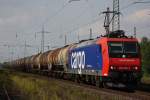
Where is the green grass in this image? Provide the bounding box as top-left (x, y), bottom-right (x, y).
top-left (10, 73), bottom-right (102, 100)
top-left (141, 74), bottom-right (150, 84)
top-left (0, 69), bottom-right (120, 100)
top-left (0, 69), bottom-right (102, 100)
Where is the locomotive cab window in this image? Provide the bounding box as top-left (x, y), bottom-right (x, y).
top-left (124, 42), bottom-right (137, 53)
top-left (108, 42), bottom-right (139, 58)
top-left (109, 42), bottom-right (123, 53)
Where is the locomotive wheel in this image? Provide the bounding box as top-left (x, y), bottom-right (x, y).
top-left (96, 80), bottom-right (103, 88)
top-left (96, 80), bottom-right (100, 87)
top-left (74, 75), bottom-right (80, 83)
top-left (91, 76), bottom-right (95, 85)
top-left (103, 82), bottom-right (109, 88)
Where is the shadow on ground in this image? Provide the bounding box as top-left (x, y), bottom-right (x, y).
top-left (137, 83), bottom-right (150, 93)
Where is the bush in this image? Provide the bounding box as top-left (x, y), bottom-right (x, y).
top-left (140, 37), bottom-right (150, 74)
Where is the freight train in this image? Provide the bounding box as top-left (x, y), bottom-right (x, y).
top-left (8, 30), bottom-right (142, 89)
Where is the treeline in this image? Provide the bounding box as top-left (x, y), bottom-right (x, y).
top-left (140, 37), bottom-right (150, 75)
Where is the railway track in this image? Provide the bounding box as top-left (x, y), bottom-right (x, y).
top-left (0, 87), bottom-right (23, 100)
top-left (0, 86), bottom-right (11, 100)
top-left (52, 77), bottom-right (150, 100)
top-left (0, 69), bottom-right (24, 100)
top-left (3, 86), bottom-right (11, 100)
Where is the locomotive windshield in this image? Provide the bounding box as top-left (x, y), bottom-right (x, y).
top-left (108, 42), bottom-right (139, 58)
top-left (109, 42), bottom-right (123, 53)
top-left (124, 42), bottom-right (137, 53)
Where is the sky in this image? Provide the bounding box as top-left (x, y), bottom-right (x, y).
top-left (0, 0), bottom-right (149, 62)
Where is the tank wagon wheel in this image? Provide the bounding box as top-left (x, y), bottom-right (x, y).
top-left (91, 76), bottom-right (96, 85)
top-left (74, 74), bottom-right (81, 83)
top-left (62, 73), bottom-right (67, 80)
top-left (103, 82), bottom-right (109, 89)
top-left (95, 80), bottom-right (104, 88)
top-left (86, 76), bottom-right (93, 85)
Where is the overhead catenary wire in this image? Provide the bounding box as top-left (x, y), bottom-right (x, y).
top-left (41, 1), bottom-right (69, 26)
top-left (19, 1), bottom-right (70, 51)
top-left (47, 0), bottom-right (104, 46)
top-left (64, 15), bottom-right (104, 37)
top-left (53, 1), bottom-right (91, 36)
top-left (59, 0), bottom-right (96, 34)
top-left (57, 0), bottom-right (103, 35)
top-left (0, 1), bottom-right (111, 58)
top-left (4, 0), bottom-right (149, 62)
top-left (136, 25), bottom-right (150, 32)
top-left (15, 1), bottom-right (70, 44)
top-left (52, 15), bottom-right (103, 47)
top-left (18, 0), bottom-right (103, 45)
top-left (121, 0), bottom-right (150, 10)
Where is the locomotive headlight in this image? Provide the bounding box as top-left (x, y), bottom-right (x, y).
top-left (110, 66), bottom-right (114, 70)
top-left (134, 66), bottom-right (138, 70)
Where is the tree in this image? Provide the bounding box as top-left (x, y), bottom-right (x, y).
top-left (140, 37), bottom-right (150, 74)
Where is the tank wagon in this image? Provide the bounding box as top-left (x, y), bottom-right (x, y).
top-left (9, 30), bottom-right (142, 89)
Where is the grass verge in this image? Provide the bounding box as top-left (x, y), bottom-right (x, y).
top-left (141, 74), bottom-right (150, 84)
top-left (1, 68), bottom-right (150, 100)
top-left (0, 69), bottom-right (102, 100)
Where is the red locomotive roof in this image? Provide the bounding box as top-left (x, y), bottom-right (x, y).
top-left (107, 38), bottom-right (138, 42)
top-left (97, 37), bottom-right (138, 44)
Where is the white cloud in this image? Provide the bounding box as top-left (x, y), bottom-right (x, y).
top-left (122, 8), bottom-right (150, 39)
top-left (126, 9), bottom-right (150, 22)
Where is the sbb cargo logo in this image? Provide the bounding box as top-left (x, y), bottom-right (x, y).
top-left (71, 51), bottom-right (85, 74)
